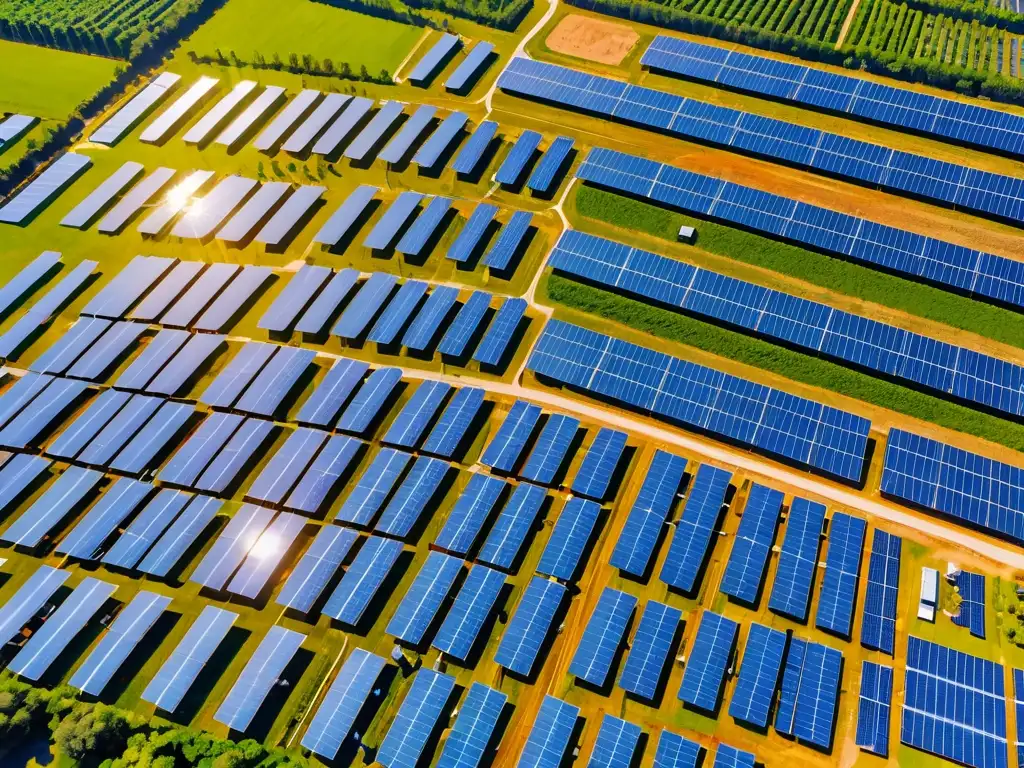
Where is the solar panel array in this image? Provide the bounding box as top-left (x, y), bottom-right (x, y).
top-left (0, 566), bottom-right (69, 645)
top-left (815, 512), bottom-right (867, 637)
top-left (729, 622), bottom-right (787, 728)
top-left (378, 667), bottom-right (456, 768)
top-left (654, 730), bottom-right (702, 768)
top-left (302, 647), bottom-right (386, 759)
top-left (775, 637), bottom-right (843, 748)
top-left (495, 576), bottom-right (566, 676)
top-left (323, 535), bottom-right (403, 625)
top-left (451, 120), bottom-right (498, 176)
top-left (952, 570), bottom-right (987, 638)
top-left (679, 610), bottom-right (737, 712)
top-left (856, 660), bottom-right (893, 756)
top-left (661, 464), bottom-right (731, 594)
top-left (720, 483), bottom-right (782, 604)
top-left (92, 72), bottom-right (181, 145)
top-left (519, 695), bottom-right (579, 768)
top-left (769, 497), bottom-right (826, 621)
top-left (408, 33), bottom-right (460, 85)
top-left (588, 714), bottom-right (641, 768)
top-left (569, 586), bottom-right (637, 687)
top-left (495, 130), bottom-right (541, 186)
top-left (386, 550), bottom-right (462, 645)
top-left (0, 153), bottom-right (91, 224)
top-left (618, 599), bottom-right (681, 701)
top-left (570, 428), bottom-right (626, 501)
top-left (715, 744), bottom-right (756, 768)
top-left (860, 529), bottom-right (901, 655)
top-left (435, 682), bottom-right (507, 768)
top-left (433, 564), bottom-right (505, 660)
top-left (445, 42), bottom-right (494, 92)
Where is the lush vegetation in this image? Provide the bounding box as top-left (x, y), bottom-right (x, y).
top-left (403, 0), bottom-right (533, 29)
top-left (574, 184), bottom-right (1024, 350)
top-left (186, 48), bottom-right (392, 83)
top-left (547, 274), bottom-right (1024, 451)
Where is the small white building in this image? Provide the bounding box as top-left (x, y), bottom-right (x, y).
top-left (677, 225), bottom-right (696, 243)
top-left (919, 567), bottom-right (939, 622)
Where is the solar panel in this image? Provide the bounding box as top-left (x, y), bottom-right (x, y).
top-left (678, 610), bottom-right (737, 712)
top-left (200, 341), bottom-right (276, 408)
top-left (139, 496), bottom-right (222, 577)
top-left (450, 120), bottom-right (499, 175)
top-left (160, 262), bottom-right (240, 327)
top-left (618, 600), bottom-right (682, 701)
top-left (0, 264), bottom-right (98, 360)
top-left (495, 130), bottom-right (541, 186)
top-left (775, 637), bottom-right (843, 749)
top-left (570, 428), bottom-right (627, 501)
top-left (227, 511), bottom-right (305, 599)
top-left (447, 203), bottom-right (497, 263)
top-left (396, 196), bottom-right (452, 256)
top-left (253, 89), bottom-right (320, 151)
top-left (109, 400), bottom-right (193, 476)
top-left (8, 576), bottom-right (116, 681)
top-left (714, 744), bottom-right (756, 768)
top-left (435, 683), bottom-right (507, 768)
top-left (728, 622), bottom-right (787, 728)
top-left (856, 660), bottom-right (893, 756)
top-left (83, 255), bottom-right (177, 319)
top-left (527, 136), bottom-right (574, 194)
top-left (333, 272), bottom-right (399, 338)
top-left (0, 566), bottom-right (69, 646)
top-left (861, 529), bottom-right (901, 654)
top-left (345, 100), bottom-right (405, 161)
top-left (445, 42), bottom-right (495, 92)
top-left (217, 181), bottom-right (291, 244)
top-left (140, 76), bottom-right (219, 143)
top-left (363, 191), bottom-right (423, 250)
top-left (769, 497), bottom-right (826, 621)
top-left (296, 357), bottom-right (369, 427)
top-left (141, 605), bottom-right (237, 712)
top-left (438, 290), bottom-right (492, 357)
top-left (255, 184), bottom-right (324, 245)
top-left (233, 346), bottom-right (316, 417)
top-left (0, 454), bottom-right (51, 514)
top-left (194, 265), bottom-right (272, 332)
top-left (952, 569), bottom-right (986, 638)
top-left (387, 551), bottom-right (462, 645)
top-left (183, 80), bottom-right (257, 144)
top-left (521, 414), bottom-right (579, 486)
top-left (60, 161), bottom-right (145, 228)
top-left (247, 427), bottom-right (327, 506)
top-left (65, 390), bottom-right (159, 468)
top-left (0, 376), bottom-right (88, 450)
top-left (295, 268), bottom-right (363, 334)
top-left (435, 472), bottom-right (506, 556)
top-left (481, 400), bottom-right (541, 473)
top-left (336, 447), bottom-right (412, 526)
top-left (313, 185), bottom-right (379, 246)
top-left (69, 591), bottom-right (171, 696)
top-left (301, 648), bottom-right (386, 759)
top-left (378, 667), bottom-right (456, 768)
top-left (46, 389), bottom-right (130, 460)
top-left (375, 456), bottom-right (449, 538)
top-left (569, 586), bottom-right (637, 687)
top-left (422, 386), bottom-right (485, 459)
top-left (57, 477), bottom-right (153, 559)
top-left (189, 503), bottom-right (275, 590)
top-left (433, 564), bottom-right (505, 661)
top-left (587, 714), bottom-right (641, 768)
top-left (413, 111), bottom-right (468, 168)
top-left (284, 93), bottom-right (350, 153)
top-left (653, 730), bottom-right (702, 768)
top-left (92, 72), bottom-right (180, 145)
top-left (67, 320), bottom-right (147, 380)
top-left (336, 366), bottom-right (403, 435)
top-left (720, 484), bottom-right (783, 604)
top-left (101, 488), bottom-right (192, 569)
top-left (258, 264), bottom-right (333, 332)
top-left (214, 625), bottom-right (305, 732)
top-left (158, 412), bottom-right (243, 487)
top-left (96, 167), bottom-right (177, 233)
top-left (30, 316), bottom-right (111, 374)
top-left (0, 372), bottom-right (54, 429)
top-left (402, 285), bottom-right (460, 351)
top-left (137, 170), bottom-right (214, 235)
top-left (378, 104), bottom-right (437, 164)
top-left (660, 464), bottom-right (731, 593)
top-left (215, 85), bottom-right (286, 148)
top-left (536, 496), bottom-right (601, 581)
top-left (0, 152), bottom-right (91, 224)
top-left (128, 261), bottom-right (204, 322)
top-left (367, 279), bottom-right (428, 345)
top-left (408, 32), bottom-right (460, 84)
top-left (276, 525), bottom-right (358, 612)
top-left (816, 512), bottom-right (867, 637)
top-left (144, 333), bottom-right (225, 396)
top-left (383, 380), bottom-right (451, 448)
top-left (481, 212), bottom-right (532, 272)
top-left (0, 251), bottom-right (61, 317)
top-left (286, 434), bottom-right (362, 514)
top-left (311, 96), bottom-right (374, 155)
top-left (1015, 670), bottom-right (1024, 768)
top-left (477, 481), bottom-right (547, 570)
top-left (518, 695), bottom-right (579, 768)
top-left (195, 417), bottom-right (275, 494)
top-left (322, 535), bottom-right (404, 625)
top-left (1, 465), bottom-right (102, 547)
top-left (0, 114), bottom-right (36, 145)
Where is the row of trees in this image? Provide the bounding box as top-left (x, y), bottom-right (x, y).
top-left (403, 0), bottom-right (533, 30)
top-left (186, 48), bottom-right (391, 83)
top-left (897, 0), bottom-right (1024, 32)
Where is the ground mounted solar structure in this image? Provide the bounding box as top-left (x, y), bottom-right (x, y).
top-left (0, 114), bottom-right (36, 146)
top-left (519, 695), bottom-right (579, 768)
top-left (536, 496), bottom-right (601, 581)
top-left (903, 636), bottom-right (1007, 768)
top-left (413, 111), bottom-right (468, 168)
top-left (408, 33), bottom-right (460, 85)
top-left (571, 428), bottom-right (627, 501)
top-left (367, 279), bottom-right (428, 345)
top-left (217, 181), bottom-right (291, 243)
top-left (313, 185), bottom-right (379, 247)
top-left (435, 682), bottom-right (507, 768)
top-left (422, 385), bottom-right (485, 459)
top-left (434, 472), bottom-right (506, 555)
top-left (402, 285), bottom-right (459, 351)
top-left (861, 529), bottom-right (901, 654)
top-left (364, 192), bottom-right (424, 250)
top-left (569, 587), bottom-right (637, 687)
top-left (661, 464), bottom-right (731, 594)
top-left (679, 610), bottom-right (737, 712)
top-left (715, 744), bottom-right (756, 768)
top-left (100, 488), bottom-right (191, 569)
top-left (729, 622), bottom-right (787, 728)
top-left (285, 435), bottom-right (361, 514)
top-left (255, 184), bottom-right (324, 245)
top-left (227, 512), bottom-right (306, 599)
top-left (857, 661), bottom-right (893, 756)
top-left (337, 367), bottom-right (403, 435)
top-left (0, 377), bottom-right (88, 450)
top-left (952, 570), bottom-right (987, 638)
top-left (92, 72), bottom-right (180, 145)
top-left (336, 447), bottom-right (411, 526)
top-left (438, 290), bottom-right (492, 358)
top-left (333, 272), bottom-right (398, 339)
top-left (433, 564), bottom-right (505, 661)
top-left (277, 527), bottom-right (359, 613)
top-left (215, 85), bottom-right (286, 148)
top-left (142, 496), bottom-right (224, 578)
top-left (97, 167), bottom-right (177, 234)
top-left (184, 80), bottom-right (257, 144)
top-left (450, 120), bottom-right (498, 176)
top-left (481, 399), bottom-right (541, 473)
top-left (521, 413), bottom-right (579, 486)
top-left (653, 730), bottom-right (702, 768)
top-left (296, 357), bottom-right (369, 428)
top-left (378, 667), bottom-right (456, 767)
top-left (0, 455), bottom-right (51, 515)
top-left (322, 535), bottom-right (404, 625)
top-left (189, 504), bottom-right (275, 590)
top-left (882, 428), bottom-right (1024, 543)
top-left (136, 170), bottom-right (214, 236)
top-left (528, 136), bottom-right (574, 195)
top-left (495, 130), bottom-right (541, 187)
top-left (379, 104), bottom-right (437, 164)
top-left (345, 100), bottom-right (405, 161)
top-left (57, 477), bottom-right (154, 559)
top-left (194, 418), bottom-right (275, 494)
top-left (476, 481), bottom-right (547, 570)
top-left (60, 161), bottom-right (145, 229)
top-left (0, 153), bottom-right (91, 224)
top-left (247, 427), bottom-right (327, 506)
top-left (815, 512), bottom-right (867, 638)
top-left (769, 497), bottom-right (827, 621)
top-left (0, 250), bottom-right (61, 316)
top-left (312, 96), bottom-right (374, 155)
top-left (0, 566), bottom-right (69, 646)
top-left (775, 637), bottom-right (843, 749)
top-left (253, 89), bottom-right (320, 150)
top-left (284, 93), bottom-right (350, 153)
top-left (301, 647), bottom-right (386, 760)
top-left (233, 345), bottom-right (316, 417)
top-left (82, 254), bottom-right (176, 319)
top-left (1, 465), bottom-right (102, 547)
top-left (530, 320), bottom-right (869, 481)
top-left (396, 195), bottom-right (452, 256)
top-left (587, 714), bottom-right (641, 768)
top-left (448, 203), bottom-right (497, 263)
top-left (375, 455), bottom-right (449, 538)
top-left (482, 211), bottom-right (532, 272)
top-left (258, 264), bottom-right (332, 332)
top-left (1015, 670), bottom-right (1024, 768)
top-left (495, 576), bottom-right (566, 677)
top-left (720, 483), bottom-right (783, 604)
top-left (446, 42), bottom-right (495, 92)
top-left (618, 599), bottom-right (682, 700)
top-left (387, 551), bottom-right (462, 646)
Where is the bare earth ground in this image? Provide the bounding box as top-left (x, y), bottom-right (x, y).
top-left (545, 13), bottom-right (639, 65)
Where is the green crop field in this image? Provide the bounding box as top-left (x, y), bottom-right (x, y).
top-left (0, 40), bottom-right (119, 119)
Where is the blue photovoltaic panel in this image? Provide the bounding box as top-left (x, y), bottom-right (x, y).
top-left (66, 320), bottom-right (147, 380)
top-left (258, 264), bottom-right (333, 332)
top-left (619, 600), bottom-right (682, 700)
top-left (0, 454), bottom-right (51, 514)
top-left (495, 130), bottom-right (541, 186)
top-left (720, 484), bottom-right (783, 604)
top-left (101, 489), bottom-right (192, 569)
top-left (678, 610), bottom-right (738, 712)
top-left (422, 386), bottom-right (485, 459)
top-left (451, 120), bottom-right (498, 175)
top-left (861, 529), bottom-right (901, 654)
top-left (776, 637), bottom-right (844, 748)
top-left (170, 176), bottom-right (257, 239)
top-left (276, 526), bottom-right (358, 612)
top-left (477, 481), bottom-right (546, 570)
top-left (435, 683), bottom-right (507, 768)
top-left (214, 625), bottom-right (305, 732)
top-left (77, 394), bottom-right (163, 473)
top-left (494, 576), bottom-right (565, 676)
top-left (728, 622), bottom-right (787, 728)
top-left (0, 566), bottom-right (69, 646)
top-left (295, 268), bottom-right (361, 336)
top-left (519, 696), bottom-right (579, 768)
top-left (435, 472), bottom-right (506, 556)
top-left (386, 550), bottom-right (462, 645)
top-left (0, 376), bottom-right (88, 450)
top-left (313, 185), bottom-right (379, 246)
top-left (481, 212), bottom-right (532, 272)
top-left (396, 195), bottom-right (452, 256)
top-left (216, 182), bottom-right (291, 244)
top-left (1, 466), bottom-right (102, 547)
top-left (82, 254), bottom-right (176, 319)
top-left (160, 263), bottom-right (240, 328)
top-left (408, 33), bottom-right (460, 84)
top-left (769, 497), bottom-right (827, 622)
top-left (7, 577), bottom-right (117, 681)
top-left (856, 660), bottom-right (893, 756)
top-left (195, 418), bottom-right (276, 494)
top-left (141, 605), bottom-right (237, 712)
top-left (402, 285), bottom-right (460, 351)
top-left (301, 648), bottom-right (387, 760)
top-left (375, 456), bottom-right (449, 538)
top-left (715, 744), bottom-right (756, 768)
top-left (952, 570), bottom-right (987, 639)
top-left (184, 80), bottom-right (257, 144)
top-left (323, 535), bottom-right (404, 625)
top-left (446, 42), bottom-right (495, 92)
top-left (413, 111), bottom-right (469, 168)
top-left (379, 104), bottom-right (437, 164)
top-left (448, 203), bottom-right (497, 263)
top-left (283, 93), bottom-right (350, 153)
top-left (283, 433), bottom-right (360, 514)
top-left (139, 496), bottom-right (223, 577)
top-left (92, 72), bottom-right (180, 145)
top-left (660, 464), bottom-right (732, 593)
top-left (128, 261), bottom-right (204, 322)
top-left (364, 191), bottom-right (424, 250)
top-left (332, 272), bottom-right (399, 339)
top-left (142, 333), bottom-right (225, 396)
top-left (536, 496), bottom-right (601, 581)
top-left (199, 341), bottom-right (276, 408)
top-left (57, 478), bottom-right (153, 559)
top-left (311, 96), bottom-right (375, 156)
top-left (434, 564), bottom-right (505, 660)
top-left (0, 373), bottom-right (55, 429)
top-left (0, 251), bottom-right (61, 317)
top-left (378, 668), bottom-right (456, 768)
top-left (194, 265), bottom-right (272, 333)
top-left (29, 316), bottom-right (111, 374)
top-left (438, 290), bottom-right (492, 358)
top-left (571, 428), bottom-right (627, 501)
top-left (296, 357), bottom-right (369, 427)
top-left (247, 427), bottom-right (328, 506)
top-left (253, 88), bottom-right (320, 150)
top-left (46, 389), bottom-right (130, 460)
top-left (653, 731), bottom-right (702, 768)
top-left (527, 136), bottom-right (574, 194)
top-left (521, 413), bottom-right (579, 485)
top-left (158, 412), bottom-right (244, 488)
top-left (61, 161), bottom-right (145, 228)
top-left (336, 366), bottom-right (403, 435)
top-left (69, 591), bottom-right (171, 696)
top-left (109, 400), bottom-right (193, 475)
top-left (569, 587), bottom-right (637, 687)
top-left (336, 447), bottom-right (412, 526)
top-left (215, 85), bottom-right (286, 148)
top-left (233, 346), bottom-right (316, 417)
top-left (816, 512), bottom-right (867, 637)
top-left (587, 715), bottom-right (641, 768)
top-left (367, 279), bottom-right (429, 345)
top-left (481, 399), bottom-right (541, 473)
top-left (96, 167), bottom-right (177, 234)
top-left (345, 100), bottom-right (405, 161)
top-left (384, 380), bottom-right (452, 449)
top-left (255, 184), bottom-right (325, 246)
top-left (189, 503), bottom-right (275, 590)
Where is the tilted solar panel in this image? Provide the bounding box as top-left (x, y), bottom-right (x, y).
top-left (296, 357), bottom-right (369, 427)
top-left (728, 622), bottom-right (787, 728)
top-left (332, 272), bottom-right (399, 339)
top-left (247, 427), bottom-right (327, 506)
top-left (402, 285), bottom-right (460, 351)
top-left (678, 610), bottom-right (737, 712)
top-left (536, 496), bottom-right (601, 581)
top-left (194, 265), bottom-right (272, 332)
top-left (435, 472), bottom-right (506, 556)
top-left (1, 465), bottom-right (102, 547)
top-left (183, 81), bottom-right (257, 144)
top-left (408, 33), bottom-right (460, 84)
top-left (769, 497), bottom-right (827, 621)
top-left (139, 496), bottom-right (223, 577)
top-left (587, 714), bottom-right (641, 768)
top-left (336, 447), bottom-right (412, 526)
top-left (311, 96), bottom-right (374, 155)
top-left (255, 184), bottom-right (324, 245)
top-left (571, 428), bottom-right (627, 501)
top-left (0, 566), bottom-right (70, 646)
top-left (322, 535), bottom-right (404, 625)
top-left (714, 744), bottom-right (756, 768)
top-left (0, 251), bottom-right (62, 318)
top-left (226, 511), bottom-right (306, 599)
top-left (527, 136), bottom-right (574, 194)
top-left (215, 85), bottom-right (286, 148)
top-left (379, 104), bottom-right (437, 164)
top-left (276, 525), bottom-right (358, 612)
top-left (195, 417), bottom-right (276, 494)
top-left (481, 212), bottom-right (532, 272)
top-left (377, 668), bottom-right (457, 768)
top-left (336, 366), bottom-right (403, 435)
top-left (301, 648), bottom-right (387, 759)
top-left (481, 399), bottom-right (541, 473)
top-left (619, 600), bottom-right (682, 701)
top-left (82, 255), bottom-right (177, 319)
top-left (951, 570), bottom-right (986, 638)
top-left (856, 660), bottom-right (893, 756)
top-left (283, 93), bottom-right (350, 153)
top-left (96, 168), bottom-right (177, 234)
top-left (437, 290), bottom-right (492, 358)
top-left (258, 264), bottom-right (332, 332)
top-left (861, 529), bottom-right (901, 654)
top-left (447, 203), bottom-right (497, 263)
top-left (383, 380), bottom-right (452, 450)
top-left (518, 695), bottom-right (579, 768)
top-left (137, 333), bottom-right (224, 396)
top-left (375, 456), bottom-right (450, 538)
top-left (386, 550), bottom-right (462, 645)
top-left (217, 182), bottom-right (291, 244)
top-left (233, 346), bottom-right (316, 417)
top-left (253, 89), bottom-right (320, 151)
top-left (91, 72), bottom-right (181, 145)
top-left (170, 176), bottom-right (257, 239)
top-left (413, 111), bottom-right (469, 168)
top-left (719, 483), bottom-right (783, 604)
top-left (189, 503), bottom-right (275, 590)
top-left (520, 413), bottom-right (579, 486)
top-left (653, 730), bottom-right (702, 768)
top-left (450, 120), bottom-right (498, 175)
top-left (199, 341), bottom-right (277, 408)
top-left (477, 481), bottom-right (546, 570)
top-left (158, 411), bottom-right (244, 487)
top-left (57, 477), bottom-right (153, 559)
top-left (101, 488), bottom-right (192, 569)
top-left (433, 564), bottom-right (505, 660)
top-left (422, 386), bottom-right (485, 459)
top-left (494, 130), bottom-right (541, 186)
top-left (312, 185), bottom-right (379, 247)
top-left (815, 512), bottom-right (867, 637)
top-left (568, 587), bottom-right (637, 687)
top-left (60, 161), bottom-right (145, 229)
top-left (367, 279), bottom-right (428, 345)
top-left (494, 576), bottom-right (565, 676)
top-left (345, 100), bottom-right (405, 161)
top-left (445, 42), bottom-right (495, 92)
top-left (435, 682), bottom-right (507, 768)
top-left (396, 195), bottom-right (452, 256)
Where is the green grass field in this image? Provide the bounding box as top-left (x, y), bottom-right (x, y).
top-left (184, 0), bottom-right (423, 75)
top-left (0, 40), bottom-right (120, 119)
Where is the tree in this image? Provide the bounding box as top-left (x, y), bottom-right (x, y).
top-left (53, 704), bottom-right (134, 761)
top-left (359, 64), bottom-right (371, 81)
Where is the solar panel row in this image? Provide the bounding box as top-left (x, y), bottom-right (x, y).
top-left (719, 483), bottom-right (782, 604)
top-left (856, 660), bottom-right (893, 756)
top-left (322, 535), bottom-right (403, 625)
top-left (815, 512), bottom-right (867, 638)
top-left (861, 528), bottom-right (901, 655)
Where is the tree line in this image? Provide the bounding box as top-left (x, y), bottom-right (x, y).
top-left (187, 48), bottom-right (392, 83)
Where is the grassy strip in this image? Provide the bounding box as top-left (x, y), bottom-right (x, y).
top-left (547, 274), bottom-right (1024, 452)
top-left (575, 185), bottom-right (1024, 350)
